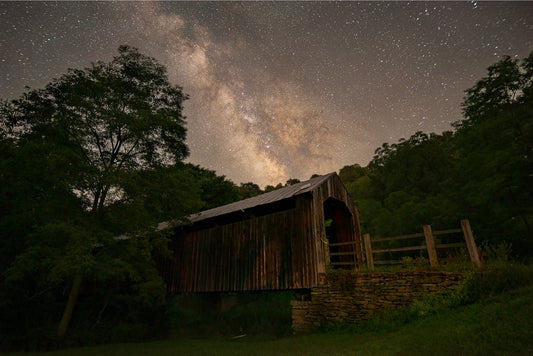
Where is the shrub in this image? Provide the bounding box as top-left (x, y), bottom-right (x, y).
top-left (458, 262), bottom-right (533, 304)
top-left (165, 291), bottom-right (294, 338)
top-left (329, 262), bottom-right (533, 334)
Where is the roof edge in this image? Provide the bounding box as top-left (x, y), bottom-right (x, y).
top-left (188, 172), bottom-right (337, 223)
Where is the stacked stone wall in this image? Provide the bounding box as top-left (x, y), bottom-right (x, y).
top-left (291, 271), bottom-right (464, 331)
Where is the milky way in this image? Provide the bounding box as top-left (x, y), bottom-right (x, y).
top-left (1, 1), bottom-right (532, 187)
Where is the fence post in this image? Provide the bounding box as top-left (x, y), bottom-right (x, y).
top-left (363, 233), bottom-right (374, 271)
top-left (423, 225), bottom-right (439, 267)
top-left (461, 219), bottom-right (482, 268)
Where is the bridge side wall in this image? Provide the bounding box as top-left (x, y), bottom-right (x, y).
top-left (291, 271), bottom-right (465, 332)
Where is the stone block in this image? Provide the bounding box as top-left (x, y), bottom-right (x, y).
top-left (291, 271), bottom-right (465, 332)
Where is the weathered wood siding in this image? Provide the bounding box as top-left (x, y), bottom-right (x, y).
top-left (160, 173), bottom-right (363, 293)
top-left (164, 207), bottom-right (321, 293)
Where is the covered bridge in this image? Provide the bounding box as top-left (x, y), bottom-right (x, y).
top-left (159, 172), bottom-right (363, 293)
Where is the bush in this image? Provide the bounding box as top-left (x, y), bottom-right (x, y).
top-left (458, 262), bottom-right (533, 304)
top-left (328, 262), bottom-right (533, 334)
top-left (165, 291), bottom-right (294, 338)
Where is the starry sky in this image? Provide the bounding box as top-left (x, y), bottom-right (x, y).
top-left (1, 1), bottom-right (532, 187)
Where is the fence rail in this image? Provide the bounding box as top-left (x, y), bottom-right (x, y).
top-left (329, 241), bottom-right (358, 247)
top-left (371, 232), bottom-right (424, 242)
top-left (363, 219), bottom-right (482, 270)
top-left (373, 245), bottom-right (427, 254)
top-left (433, 228), bottom-right (462, 236)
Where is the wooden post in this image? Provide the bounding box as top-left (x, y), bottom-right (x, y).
top-left (363, 233), bottom-right (374, 271)
top-left (461, 219), bottom-right (482, 268)
top-left (423, 225), bottom-right (438, 267)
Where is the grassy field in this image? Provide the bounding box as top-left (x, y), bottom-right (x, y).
top-left (10, 285), bottom-right (533, 356)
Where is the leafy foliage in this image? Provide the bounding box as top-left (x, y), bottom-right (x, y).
top-left (166, 292), bottom-right (294, 338)
top-left (340, 52), bottom-right (533, 257)
top-left (183, 164), bottom-right (240, 211)
top-left (237, 182), bottom-right (263, 199)
top-left (264, 178), bottom-right (302, 193)
top-left (0, 46), bottom-right (203, 350)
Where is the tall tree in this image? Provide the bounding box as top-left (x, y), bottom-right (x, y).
top-left (455, 52), bottom-right (533, 252)
top-left (1, 45), bottom-right (190, 340)
top-left (347, 53), bottom-right (533, 255)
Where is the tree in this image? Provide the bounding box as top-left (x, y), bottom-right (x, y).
top-left (351, 53), bottom-right (533, 256)
top-left (461, 56), bottom-right (522, 124)
top-left (285, 178), bottom-right (301, 186)
top-left (263, 179), bottom-right (301, 193)
top-left (454, 52), bottom-right (533, 253)
top-left (238, 182), bottom-right (263, 199)
top-left (1, 45), bottom-right (190, 340)
top-left (338, 164), bottom-right (368, 184)
top-left (184, 164), bottom-right (240, 210)
top-left (264, 183), bottom-right (284, 192)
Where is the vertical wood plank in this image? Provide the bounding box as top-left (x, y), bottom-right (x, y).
top-left (363, 233), bottom-right (374, 271)
top-left (461, 219), bottom-right (483, 268)
top-left (353, 208), bottom-right (363, 266)
top-left (163, 173), bottom-right (362, 293)
top-left (423, 225), bottom-right (439, 267)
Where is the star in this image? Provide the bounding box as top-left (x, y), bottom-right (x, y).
top-left (0, 1), bottom-right (532, 187)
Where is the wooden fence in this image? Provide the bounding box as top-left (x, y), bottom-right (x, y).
top-left (364, 219), bottom-right (482, 270)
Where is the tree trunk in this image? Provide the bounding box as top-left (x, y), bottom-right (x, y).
top-left (57, 272), bottom-right (83, 339)
top-left (92, 186), bottom-right (102, 212)
top-left (98, 185), bottom-right (110, 212)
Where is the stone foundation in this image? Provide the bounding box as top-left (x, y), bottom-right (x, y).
top-left (291, 271), bottom-right (464, 331)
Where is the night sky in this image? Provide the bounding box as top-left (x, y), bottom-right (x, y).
top-left (1, 1), bottom-right (532, 187)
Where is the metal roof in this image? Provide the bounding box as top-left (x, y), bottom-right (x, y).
top-left (188, 172), bottom-right (336, 223)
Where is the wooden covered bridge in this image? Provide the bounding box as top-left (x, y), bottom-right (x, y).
top-left (158, 172), bottom-right (363, 293)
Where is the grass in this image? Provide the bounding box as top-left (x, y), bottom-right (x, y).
top-left (8, 284), bottom-right (533, 356)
